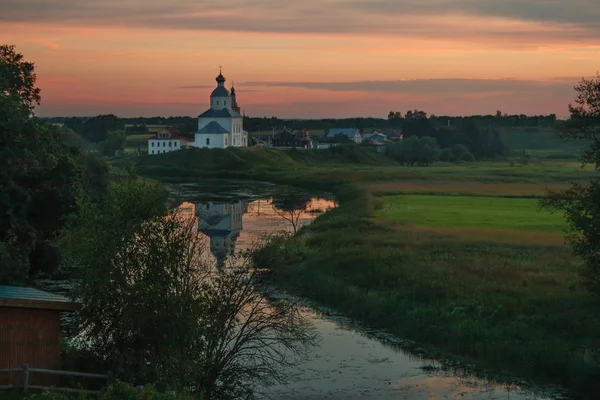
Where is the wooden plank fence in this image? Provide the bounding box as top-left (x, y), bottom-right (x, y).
top-left (0, 364), bottom-right (177, 397)
top-left (0, 363), bottom-right (112, 394)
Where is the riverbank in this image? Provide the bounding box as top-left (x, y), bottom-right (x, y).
top-left (131, 148), bottom-right (600, 399)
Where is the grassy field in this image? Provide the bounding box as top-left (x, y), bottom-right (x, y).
top-left (375, 194), bottom-right (566, 231)
top-left (132, 146), bottom-right (600, 398)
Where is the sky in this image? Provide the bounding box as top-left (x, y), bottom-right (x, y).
top-left (1, 0), bottom-right (599, 119)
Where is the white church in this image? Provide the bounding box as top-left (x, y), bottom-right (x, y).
top-left (193, 70), bottom-right (248, 149)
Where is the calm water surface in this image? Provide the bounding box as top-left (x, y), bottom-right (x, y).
top-left (169, 180), bottom-right (566, 400)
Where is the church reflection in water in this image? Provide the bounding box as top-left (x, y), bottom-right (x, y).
top-left (196, 200), bottom-right (249, 267)
top-left (185, 196), bottom-right (336, 267)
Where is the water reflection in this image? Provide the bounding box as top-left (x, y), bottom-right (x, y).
top-left (177, 197), bottom-right (337, 268)
top-left (197, 200), bottom-right (247, 267)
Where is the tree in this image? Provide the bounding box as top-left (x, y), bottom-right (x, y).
top-left (271, 190), bottom-right (312, 233)
top-left (387, 111), bottom-right (402, 120)
top-left (99, 129), bottom-right (127, 156)
top-left (1, 44), bottom-right (84, 284)
top-left (0, 44), bottom-right (40, 110)
top-left (541, 74), bottom-right (600, 293)
top-left (385, 136), bottom-right (439, 166)
top-left (64, 114), bottom-right (124, 143)
top-left (67, 180), bottom-right (314, 398)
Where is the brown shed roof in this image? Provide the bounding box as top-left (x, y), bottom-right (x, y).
top-left (0, 286), bottom-right (81, 312)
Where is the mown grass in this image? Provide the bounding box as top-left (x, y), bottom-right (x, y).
top-left (132, 146), bottom-right (600, 399)
top-left (365, 181), bottom-right (572, 197)
top-left (375, 194), bottom-right (567, 232)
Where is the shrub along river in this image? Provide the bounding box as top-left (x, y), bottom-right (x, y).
top-left (165, 179), bottom-right (567, 400)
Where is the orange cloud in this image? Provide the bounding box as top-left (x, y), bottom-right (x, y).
top-left (37, 39), bottom-right (60, 50)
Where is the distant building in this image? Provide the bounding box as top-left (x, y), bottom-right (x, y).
top-left (327, 128), bottom-right (362, 144)
top-left (272, 128), bottom-right (312, 148)
top-left (147, 128), bottom-right (184, 155)
top-left (362, 132), bottom-right (389, 142)
top-left (381, 128), bottom-right (403, 141)
top-left (193, 70), bottom-right (248, 149)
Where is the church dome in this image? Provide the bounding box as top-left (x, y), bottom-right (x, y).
top-left (211, 70), bottom-right (230, 98)
top-left (211, 86), bottom-right (230, 98)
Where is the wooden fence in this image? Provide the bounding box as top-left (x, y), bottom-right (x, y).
top-left (0, 363), bottom-right (111, 394)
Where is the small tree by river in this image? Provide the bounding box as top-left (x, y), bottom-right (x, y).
top-left (271, 190), bottom-right (312, 233)
top-left (66, 177), bottom-right (315, 399)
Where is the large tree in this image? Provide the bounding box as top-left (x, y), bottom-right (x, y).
top-left (0, 44), bottom-right (83, 284)
top-left (542, 74), bottom-right (600, 293)
top-left (68, 178), bottom-right (314, 398)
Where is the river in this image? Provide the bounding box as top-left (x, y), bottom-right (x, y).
top-left (167, 179), bottom-right (567, 400)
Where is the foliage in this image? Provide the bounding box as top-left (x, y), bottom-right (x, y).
top-left (125, 124), bottom-right (149, 134)
top-left (99, 129), bottom-right (127, 156)
top-left (543, 182), bottom-right (600, 292)
top-left (64, 114), bottom-right (124, 143)
top-left (384, 136), bottom-right (439, 166)
top-left (67, 178), bottom-right (314, 398)
top-left (271, 190), bottom-right (312, 233)
top-left (0, 44), bottom-right (40, 110)
top-left (541, 74), bottom-right (600, 294)
top-left (0, 44), bottom-right (84, 284)
top-left (23, 382), bottom-right (195, 399)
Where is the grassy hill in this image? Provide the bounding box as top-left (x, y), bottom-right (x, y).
top-left (124, 145), bottom-right (397, 178)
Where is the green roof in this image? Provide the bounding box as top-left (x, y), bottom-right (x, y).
top-left (0, 286), bottom-right (70, 303)
top-left (0, 286), bottom-right (79, 311)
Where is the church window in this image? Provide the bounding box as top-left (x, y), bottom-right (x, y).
top-left (169, 141), bottom-right (172, 147)
top-left (151, 142), bottom-right (155, 147)
top-left (206, 138), bottom-right (210, 146)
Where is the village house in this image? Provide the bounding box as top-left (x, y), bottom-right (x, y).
top-left (147, 127), bottom-right (188, 155)
top-left (0, 286), bottom-right (80, 386)
top-left (272, 128), bottom-right (312, 148)
top-left (193, 70), bottom-right (248, 149)
top-left (362, 132), bottom-right (389, 142)
top-left (326, 128), bottom-right (362, 144)
top-left (372, 128), bottom-right (403, 141)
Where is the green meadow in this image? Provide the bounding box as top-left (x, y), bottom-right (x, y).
top-left (376, 194), bottom-right (566, 232)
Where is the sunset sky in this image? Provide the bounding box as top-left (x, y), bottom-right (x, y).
top-left (2, 0), bottom-right (599, 118)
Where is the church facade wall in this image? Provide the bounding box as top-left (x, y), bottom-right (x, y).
top-left (194, 133), bottom-right (228, 149)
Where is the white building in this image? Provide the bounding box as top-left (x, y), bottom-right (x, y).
top-left (148, 129), bottom-right (182, 155)
top-left (193, 71), bottom-right (248, 149)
